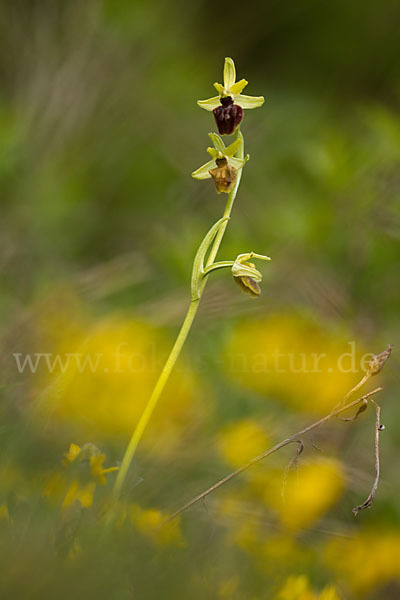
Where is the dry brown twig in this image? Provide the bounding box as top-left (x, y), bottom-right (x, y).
top-left (352, 400), bottom-right (382, 516)
top-left (163, 345), bottom-right (392, 526)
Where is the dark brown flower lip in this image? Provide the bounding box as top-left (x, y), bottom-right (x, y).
top-left (209, 161), bottom-right (237, 194)
top-left (234, 275), bottom-right (261, 297)
top-left (220, 96), bottom-right (234, 107)
top-left (213, 98), bottom-right (243, 135)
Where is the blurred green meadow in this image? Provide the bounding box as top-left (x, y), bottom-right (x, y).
top-left (1, 1), bottom-right (400, 598)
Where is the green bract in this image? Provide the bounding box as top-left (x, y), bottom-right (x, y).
top-left (197, 57), bottom-right (265, 111)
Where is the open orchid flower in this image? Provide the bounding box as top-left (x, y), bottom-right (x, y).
top-left (192, 133), bottom-right (249, 193)
top-left (197, 57), bottom-right (264, 135)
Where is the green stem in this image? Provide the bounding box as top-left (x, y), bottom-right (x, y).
top-left (203, 261), bottom-right (235, 276)
top-left (113, 129), bottom-right (244, 500)
top-left (113, 298), bottom-right (200, 499)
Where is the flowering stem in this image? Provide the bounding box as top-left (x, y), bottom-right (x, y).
top-left (113, 130), bottom-right (244, 500)
top-left (203, 261), bottom-right (235, 276)
top-left (203, 131), bottom-right (244, 274)
top-left (113, 298), bottom-right (200, 499)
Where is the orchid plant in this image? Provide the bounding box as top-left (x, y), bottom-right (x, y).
top-left (114, 58), bottom-right (269, 499)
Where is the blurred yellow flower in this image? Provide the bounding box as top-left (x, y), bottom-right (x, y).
top-left (324, 530), bottom-right (400, 595)
top-left (218, 576), bottom-right (240, 599)
top-left (224, 313), bottom-right (368, 414)
top-left (0, 503), bottom-right (10, 523)
top-left (129, 504), bottom-right (185, 548)
top-left (62, 480), bottom-right (96, 509)
top-left (276, 575), bottom-right (315, 600)
top-left (233, 523), bottom-right (311, 575)
top-left (275, 575), bottom-right (341, 600)
top-left (90, 453), bottom-right (119, 485)
top-left (217, 419), bottom-right (270, 468)
top-left (45, 443), bottom-right (118, 509)
top-left (319, 588), bottom-right (341, 600)
top-left (34, 306), bottom-right (210, 458)
top-left (63, 443), bottom-right (81, 464)
top-left (250, 458), bottom-right (345, 530)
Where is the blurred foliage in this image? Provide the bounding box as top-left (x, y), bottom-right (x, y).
top-left (0, 0), bottom-right (400, 598)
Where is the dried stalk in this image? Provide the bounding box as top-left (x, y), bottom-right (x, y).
top-left (163, 386), bottom-right (382, 525)
top-left (352, 401), bottom-right (382, 516)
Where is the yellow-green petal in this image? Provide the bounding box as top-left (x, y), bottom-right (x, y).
top-left (229, 155), bottom-right (250, 170)
top-left (206, 147), bottom-right (219, 159)
top-left (192, 159), bottom-right (215, 180)
top-left (197, 96), bottom-right (220, 111)
top-left (208, 132), bottom-right (225, 152)
top-left (224, 137), bottom-right (242, 158)
top-left (230, 78), bottom-right (248, 96)
top-left (223, 57), bottom-right (236, 90)
top-left (213, 82), bottom-right (225, 95)
top-left (235, 94), bottom-right (265, 109)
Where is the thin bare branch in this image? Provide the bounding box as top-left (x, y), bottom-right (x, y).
top-left (163, 387), bottom-right (382, 525)
top-left (338, 398), bottom-right (368, 422)
top-left (352, 402), bottom-right (382, 516)
top-left (339, 373), bottom-right (371, 407)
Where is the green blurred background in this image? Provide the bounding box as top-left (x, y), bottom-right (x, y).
top-left (0, 1), bottom-right (399, 598)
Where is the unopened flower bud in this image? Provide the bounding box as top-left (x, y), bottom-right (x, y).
top-left (234, 261), bottom-right (261, 297)
top-left (209, 156), bottom-right (237, 194)
top-left (367, 344), bottom-right (393, 375)
top-left (231, 252), bottom-right (271, 298)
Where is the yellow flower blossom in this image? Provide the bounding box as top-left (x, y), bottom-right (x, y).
top-left (0, 503), bottom-right (10, 523)
top-left (90, 453), bottom-right (119, 485)
top-left (217, 419), bottom-right (270, 468)
top-left (129, 504), bottom-right (185, 548)
top-left (218, 576), bottom-right (240, 599)
top-left (250, 458), bottom-right (345, 530)
top-left (36, 307), bottom-right (210, 460)
top-left (276, 575), bottom-right (315, 600)
top-left (275, 576), bottom-right (341, 600)
top-left (319, 588), bottom-right (341, 600)
top-left (45, 443), bottom-right (118, 510)
top-left (224, 313), bottom-right (368, 414)
top-left (324, 530), bottom-right (400, 595)
top-left (62, 480), bottom-right (96, 509)
top-left (63, 443), bottom-right (81, 464)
